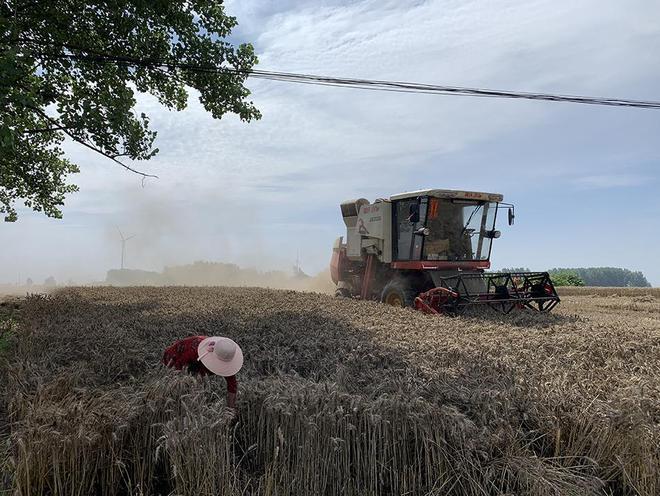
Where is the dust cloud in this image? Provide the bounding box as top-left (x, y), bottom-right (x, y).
top-left (0, 264), bottom-right (335, 297)
top-left (2, 187), bottom-right (336, 296)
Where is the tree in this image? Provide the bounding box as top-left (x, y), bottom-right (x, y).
top-left (550, 271), bottom-right (584, 287)
top-left (548, 267), bottom-right (650, 287)
top-left (1, 1), bottom-right (260, 221)
top-left (499, 267), bottom-right (531, 273)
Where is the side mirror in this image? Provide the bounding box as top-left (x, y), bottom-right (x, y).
top-left (508, 207), bottom-right (515, 226)
top-left (408, 202), bottom-right (420, 223)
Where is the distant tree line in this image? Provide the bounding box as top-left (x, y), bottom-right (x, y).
top-left (499, 268), bottom-right (533, 274)
top-left (106, 261), bottom-right (301, 287)
top-left (548, 267), bottom-right (650, 287)
top-left (499, 267), bottom-right (650, 287)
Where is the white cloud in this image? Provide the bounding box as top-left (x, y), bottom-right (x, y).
top-left (573, 174), bottom-right (651, 189)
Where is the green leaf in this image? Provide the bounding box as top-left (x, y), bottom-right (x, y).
top-left (1, 0), bottom-right (260, 221)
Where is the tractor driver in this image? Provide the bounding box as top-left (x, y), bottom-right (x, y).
top-left (425, 202), bottom-right (473, 260)
top-left (162, 335), bottom-right (243, 409)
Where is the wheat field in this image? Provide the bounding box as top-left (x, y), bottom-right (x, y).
top-left (1, 287), bottom-right (658, 495)
top-left (557, 286), bottom-right (660, 298)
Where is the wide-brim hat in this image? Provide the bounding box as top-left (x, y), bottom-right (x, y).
top-left (197, 336), bottom-right (244, 377)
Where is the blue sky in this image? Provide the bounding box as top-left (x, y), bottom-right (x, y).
top-left (1, 0), bottom-right (659, 285)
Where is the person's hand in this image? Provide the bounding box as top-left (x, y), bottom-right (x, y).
top-left (221, 407), bottom-right (237, 425)
top-left (197, 341), bottom-right (216, 361)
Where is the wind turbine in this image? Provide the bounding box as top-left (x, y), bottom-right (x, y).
top-left (117, 227), bottom-right (135, 270)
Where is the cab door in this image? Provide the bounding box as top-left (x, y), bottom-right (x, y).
top-left (393, 197), bottom-right (428, 260)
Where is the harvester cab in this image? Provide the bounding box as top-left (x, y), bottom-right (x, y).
top-left (330, 189), bottom-right (559, 314)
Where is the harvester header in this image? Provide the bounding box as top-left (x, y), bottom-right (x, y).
top-left (331, 188), bottom-right (559, 314)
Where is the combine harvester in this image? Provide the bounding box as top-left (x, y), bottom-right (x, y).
top-left (330, 189), bottom-right (560, 314)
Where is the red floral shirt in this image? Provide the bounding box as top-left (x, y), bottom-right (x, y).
top-left (162, 335), bottom-right (237, 393)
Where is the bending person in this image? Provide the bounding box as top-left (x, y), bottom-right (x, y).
top-left (162, 335), bottom-right (243, 408)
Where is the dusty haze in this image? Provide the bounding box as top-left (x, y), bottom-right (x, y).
top-left (0, 263), bottom-right (335, 297)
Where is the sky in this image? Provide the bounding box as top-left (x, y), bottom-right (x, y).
top-left (1, 0), bottom-right (659, 285)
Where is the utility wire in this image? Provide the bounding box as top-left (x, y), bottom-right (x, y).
top-left (37, 51), bottom-right (660, 109)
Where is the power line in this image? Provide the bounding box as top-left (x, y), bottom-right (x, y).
top-left (37, 51), bottom-right (660, 109)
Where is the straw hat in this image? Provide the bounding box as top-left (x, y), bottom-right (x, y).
top-left (197, 337), bottom-right (244, 377)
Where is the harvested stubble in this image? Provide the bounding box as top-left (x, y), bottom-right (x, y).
top-left (557, 286), bottom-right (660, 298)
top-left (1, 287), bottom-right (659, 495)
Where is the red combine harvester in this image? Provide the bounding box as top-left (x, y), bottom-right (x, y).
top-left (330, 189), bottom-right (560, 314)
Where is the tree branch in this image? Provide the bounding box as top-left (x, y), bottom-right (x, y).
top-left (62, 130), bottom-right (159, 180)
top-left (17, 37), bottom-right (179, 70)
top-left (25, 104), bottom-right (159, 179)
top-left (23, 125), bottom-right (74, 134)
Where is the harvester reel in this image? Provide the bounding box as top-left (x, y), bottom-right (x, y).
top-left (487, 284), bottom-right (518, 314)
top-left (422, 272), bottom-right (560, 315)
top-left (414, 287), bottom-right (462, 315)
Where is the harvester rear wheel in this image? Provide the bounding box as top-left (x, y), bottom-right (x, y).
top-left (381, 280), bottom-right (418, 308)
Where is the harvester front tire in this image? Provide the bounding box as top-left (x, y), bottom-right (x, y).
top-left (381, 280), bottom-right (418, 308)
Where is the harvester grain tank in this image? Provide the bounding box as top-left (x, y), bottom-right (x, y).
top-left (330, 189), bottom-right (560, 314)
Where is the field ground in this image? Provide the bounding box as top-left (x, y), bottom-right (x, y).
top-left (557, 286), bottom-right (660, 297)
top-left (1, 287), bottom-right (659, 495)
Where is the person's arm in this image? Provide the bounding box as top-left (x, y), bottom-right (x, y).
top-left (225, 375), bottom-right (238, 409)
top-left (162, 347), bottom-right (173, 367)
